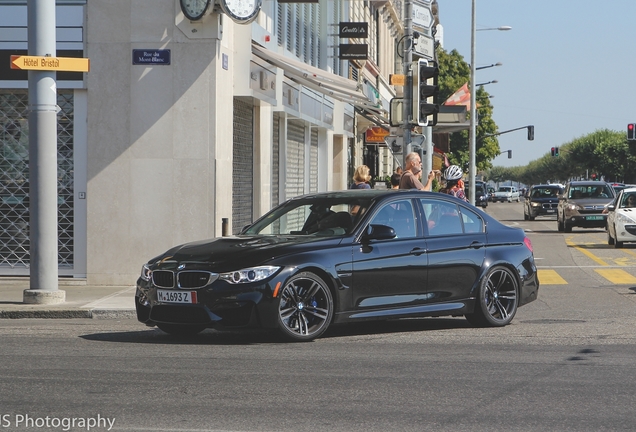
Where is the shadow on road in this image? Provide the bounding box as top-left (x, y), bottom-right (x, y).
top-left (79, 317), bottom-right (472, 345)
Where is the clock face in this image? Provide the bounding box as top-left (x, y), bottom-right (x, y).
top-left (180, 0), bottom-right (211, 21)
top-left (219, 0), bottom-right (262, 24)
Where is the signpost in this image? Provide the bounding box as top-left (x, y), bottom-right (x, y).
top-left (412, 1), bottom-right (434, 34)
top-left (10, 55), bottom-right (90, 72)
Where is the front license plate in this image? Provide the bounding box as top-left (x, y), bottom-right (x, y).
top-left (546, 209), bottom-right (555, 213)
top-left (157, 289), bottom-right (197, 304)
top-left (585, 215), bottom-right (604, 221)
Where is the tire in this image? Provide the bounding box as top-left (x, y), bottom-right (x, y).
top-left (157, 323), bottom-right (207, 335)
top-left (523, 211), bottom-right (529, 221)
top-left (608, 228), bottom-right (615, 245)
top-left (528, 215), bottom-right (535, 221)
top-left (465, 266), bottom-right (518, 327)
top-left (277, 272), bottom-right (334, 342)
top-left (557, 216), bottom-right (564, 232)
top-left (615, 239), bottom-right (624, 248)
top-left (564, 221), bottom-right (572, 233)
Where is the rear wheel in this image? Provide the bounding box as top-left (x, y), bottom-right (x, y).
top-left (277, 272), bottom-right (334, 342)
top-left (465, 266), bottom-right (518, 327)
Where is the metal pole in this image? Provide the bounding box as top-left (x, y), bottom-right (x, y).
top-left (23, 0), bottom-right (63, 304)
top-left (402, 0), bottom-right (413, 168)
top-left (468, 0), bottom-right (477, 206)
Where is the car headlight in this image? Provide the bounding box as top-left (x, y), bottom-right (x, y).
top-left (566, 204), bottom-right (582, 211)
top-left (616, 212), bottom-right (636, 224)
top-left (219, 265), bottom-right (280, 284)
top-left (140, 264), bottom-right (152, 281)
top-left (531, 202), bottom-right (541, 207)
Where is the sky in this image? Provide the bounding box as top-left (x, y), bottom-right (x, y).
top-left (437, 0), bottom-right (635, 168)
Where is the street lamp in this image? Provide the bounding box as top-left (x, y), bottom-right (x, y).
top-left (476, 80), bottom-right (498, 86)
top-left (476, 62), bottom-right (502, 70)
top-left (468, 0), bottom-right (511, 205)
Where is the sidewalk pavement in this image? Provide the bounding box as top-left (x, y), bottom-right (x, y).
top-left (0, 279), bottom-right (137, 319)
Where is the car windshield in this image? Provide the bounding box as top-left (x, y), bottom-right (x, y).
top-left (242, 196), bottom-right (373, 236)
top-left (498, 187), bottom-right (512, 192)
top-left (531, 187), bottom-right (561, 198)
top-left (568, 185), bottom-right (613, 199)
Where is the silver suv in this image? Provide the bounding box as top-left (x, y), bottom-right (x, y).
top-left (557, 181), bottom-right (614, 232)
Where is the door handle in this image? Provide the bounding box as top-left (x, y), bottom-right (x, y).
top-left (470, 241), bottom-right (485, 249)
top-left (409, 247), bottom-right (426, 256)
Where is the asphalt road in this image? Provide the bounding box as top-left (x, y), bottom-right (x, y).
top-left (1, 201), bottom-right (635, 432)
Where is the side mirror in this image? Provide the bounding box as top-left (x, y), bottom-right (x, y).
top-left (362, 224), bottom-right (396, 242)
top-left (606, 204), bottom-right (616, 212)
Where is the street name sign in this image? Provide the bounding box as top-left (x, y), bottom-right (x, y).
top-left (413, 35), bottom-right (435, 60)
top-left (10, 55), bottom-right (90, 72)
top-left (412, 1), bottom-right (434, 32)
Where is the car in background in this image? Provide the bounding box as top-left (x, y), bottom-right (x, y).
top-left (492, 186), bottom-right (520, 203)
top-left (606, 187), bottom-right (636, 248)
top-left (487, 187), bottom-right (496, 202)
top-left (465, 181), bottom-right (489, 208)
top-left (523, 184), bottom-right (563, 220)
top-left (557, 181), bottom-right (614, 232)
top-left (135, 190), bottom-right (539, 341)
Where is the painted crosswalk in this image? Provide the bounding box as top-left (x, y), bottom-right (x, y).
top-left (538, 268), bottom-right (636, 285)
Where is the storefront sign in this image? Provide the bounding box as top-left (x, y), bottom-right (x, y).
top-left (339, 22), bottom-right (368, 38)
top-left (339, 44), bottom-right (368, 60)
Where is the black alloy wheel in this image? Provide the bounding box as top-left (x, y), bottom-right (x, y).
top-left (465, 266), bottom-right (518, 327)
top-left (157, 323), bottom-right (207, 335)
top-left (277, 272), bottom-right (334, 342)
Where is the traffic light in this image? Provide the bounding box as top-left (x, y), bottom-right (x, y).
top-left (628, 123), bottom-right (636, 141)
top-left (527, 125), bottom-right (534, 141)
top-left (555, 147), bottom-right (559, 156)
top-left (507, 150), bottom-right (512, 159)
top-left (411, 59), bottom-right (439, 127)
top-left (551, 147), bottom-right (555, 157)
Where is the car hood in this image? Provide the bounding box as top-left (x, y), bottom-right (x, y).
top-left (567, 198), bottom-right (613, 207)
top-left (150, 235), bottom-right (338, 271)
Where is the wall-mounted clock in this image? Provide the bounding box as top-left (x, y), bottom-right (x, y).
top-left (180, 0), bottom-right (211, 21)
top-left (218, 0), bottom-right (262, 24)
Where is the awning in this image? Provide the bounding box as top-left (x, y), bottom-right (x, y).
top-left (252, 43), bottom-right (382, 112)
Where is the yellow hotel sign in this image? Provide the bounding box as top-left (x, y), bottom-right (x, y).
top-left (10, 55), bottom-right (90, 72)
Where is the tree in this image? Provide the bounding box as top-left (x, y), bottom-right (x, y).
top-left (437, 48), bottom-right (500, 173)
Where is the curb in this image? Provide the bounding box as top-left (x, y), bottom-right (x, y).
top-left (0, 309), bottom-right (136, 319)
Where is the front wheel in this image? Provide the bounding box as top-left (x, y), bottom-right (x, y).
top-left (277, 272), bottom-right (334, 342)
top-left (465, 266), bottom-right (518, 327)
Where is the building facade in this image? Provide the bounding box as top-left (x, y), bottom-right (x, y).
top-left (0, 0), bottom-right (412, 285)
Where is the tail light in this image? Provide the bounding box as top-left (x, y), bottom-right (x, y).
top-left (523, 236), bottom-right (533, 253)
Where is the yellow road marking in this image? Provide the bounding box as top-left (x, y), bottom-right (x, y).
top-left (537, 269), bottom-right (567, 285)
top-left (594, 269), bottom-right (636, 284)
top-left (565, 237), bottom-right (610, 266)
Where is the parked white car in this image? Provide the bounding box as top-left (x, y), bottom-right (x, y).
top-left (492, 186), bottom-right (520, 203)
top-left (606, 187), bottom-right (636, 248)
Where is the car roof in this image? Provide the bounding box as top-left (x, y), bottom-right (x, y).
top-left (531, 184), bottom-right (562, 188)
top-left (618, 187), bottom-right (636, 194)
top-left (566, 181), bottom-right (611, 187)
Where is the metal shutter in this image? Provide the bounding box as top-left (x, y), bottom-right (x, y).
top-left (286, 120), bottom-right (305, 199)
top-left (309, 127), bottom-right (318, 193)
top-left (232, 98), bottom-right (254, 234)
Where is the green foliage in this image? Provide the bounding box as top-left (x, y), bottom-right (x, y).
top-left (485, 129), bottom-right (636, 185)
top-left (437, 47), bottom-right (500, 174)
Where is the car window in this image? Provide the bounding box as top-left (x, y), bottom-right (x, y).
top-left (244, 198), bottom-right (371, 236)
top-left (420, 199), bottom-right (462, 236)
top-left (620, 193), bottom-right (636, 208)
top-left (368, 199), bottom-right (417, 239)
top-left (568, 185), bottom-right (612, 199)
top-left (459, 206), bottom-right (484, 233)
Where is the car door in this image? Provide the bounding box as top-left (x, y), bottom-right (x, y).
top-left (350, 198), bottom-right (429, 316)
top-left (420, 198), bottom-right (487, 304)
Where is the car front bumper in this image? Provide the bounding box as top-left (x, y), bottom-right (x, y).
top-left (565, 213), bottom-right (607, 228)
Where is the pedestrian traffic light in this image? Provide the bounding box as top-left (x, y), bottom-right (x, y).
top-left (628, 123), bottom-right (636, 141)
top-left (551, 147), bottom-right (555, 157)
top-left (527, 125), bottom-right (534, 141)
top-left (411, 59), bottom-right (439, 127)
